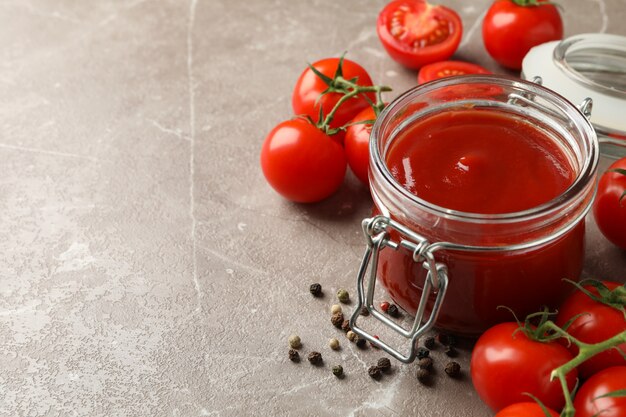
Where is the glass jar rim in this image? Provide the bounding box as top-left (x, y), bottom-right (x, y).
top-left (370, 74), bottom-right (599, 224)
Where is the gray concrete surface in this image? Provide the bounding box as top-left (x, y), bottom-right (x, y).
top-left (1, 0), bottom-right (625, 416)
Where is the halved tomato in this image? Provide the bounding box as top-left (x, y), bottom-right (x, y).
top-left (417, 60), bottom-right (491, 84)
top-left (377, 0), bottom-right (463, 70)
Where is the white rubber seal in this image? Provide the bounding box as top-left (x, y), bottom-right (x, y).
top-left (522, 34), bottom-right (626, 138)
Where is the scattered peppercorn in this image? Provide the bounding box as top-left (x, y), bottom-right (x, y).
top-left (346, 331), bottom-right (358, 342)
top-left (380, 301), bottom-right (390, 312)
top-left (288, 334), bottom-right (301, 349)
top-left (360, 306), bottom-right (370, 316)
top-left (329, 338), bottom-right (340, 350)
top-left (341, 319), bottom-right (351, 332)
top-left (288, 349), bottom-right (300, 362)
top-left (377, 357), bottom-right (392, 372)
top-left (418, 357), bottom-right (433, 370)
top-left (332, 365), bottom-right (344, 377)
top-left (445, 361), bottom-right (461, 378)
top-left (330, 304), bottom-right (342, 315)
top-left (308, 351), bottom-right (323, 365)
top-left (423, 336), bottom-right (436, 350)
top-left (387, 304), bottom-right (399, 317)
top-left (331, 312), bottom-right (344, 328)
top-left (356, 337), bottom-right (367, 349)
top-left (417, 347), bottom-right (430, 359)
top-left (416, 368), bottom-right (431, 383)
top-left (337, 289), bottom-right (350, 303)
top-left (370, 335), bottom-right (380, 349)
top-left (310, 283), bottom-right (322, 297)
top-left (368, 365), bottom-right (382, 379)
top-left (444, 345), bottom-right (457, 357)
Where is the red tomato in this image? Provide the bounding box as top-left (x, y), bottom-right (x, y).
top-left (292, 58), bottom-right (375, 133)
top-left (495, 402), bottom-right (559, 417)
top-left (260, 118), bottom-right (346, 203)
top-left (573, 366), bottom-right (626, 417)
top-left (593, 157), bottom-right (626, 249)
top-left (345, 106), bottom-right (377, 186)
top-left (377, 0), bottom-right (463, 70)
top-left (417, 60), bottom-right (491, 84)
top-left (555, 281), bottom-right (626, 379)
top-left (482, 0), bottom-right (563, 70)
top-left (471, 322), bottom-right (577, 412)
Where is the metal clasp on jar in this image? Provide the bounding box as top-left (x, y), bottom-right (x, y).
top-left (348, 215), bottom-right (449, 364)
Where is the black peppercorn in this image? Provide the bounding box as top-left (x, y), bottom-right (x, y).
top-left (444, 345), bottom-right (457, 357)
top-left (360, 306), bottom-right (370, 316)
top-left (417, 357), bottom-right (433, 370)
top-left (331, 312), bottom-right (344, 328)
top-left (416, 368), bottom-right (430, 383)
top-left (309, 283), bottom-right (322, 297)
top-left (445, 361), bottom-right (461, 378)
top-left (308, 351), bottom-right (323, 365)
top-left (377, 357), bottom-right (391, 373)
top-left (332, 365), bottom-right (344, 377)
top-left (387, 304), bottom-right (399, 317)
top-left (288, 349), bottom-right (300, 362)
top-left (341, 319), bottom-right (351, 332)
top-left (423, 336), bottom-right (436, 350)
top-left (417, 347), bottom-right (430, 359)
top-left (368, 365), bottom-right (382, 379)
top-left (356, 337), bottom-right (367, 349)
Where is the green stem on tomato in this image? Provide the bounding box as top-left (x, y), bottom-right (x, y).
top-left (539, 320), bottom-right (626, 417)
top-left (318, 75), bottom-right (391, 135)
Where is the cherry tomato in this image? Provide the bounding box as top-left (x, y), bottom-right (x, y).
top-left (573, 366), bottom-right (626, 417)
top-left (555, 281), bottom-right (626, 379)
top-left (292, 58), bottom-right (375, 133)
top-left (593, 157), bottom-right (626, 249)
top-left (471, 322), bottom-right (577, 412)
top-left (482, 0), bottom-right (563, 70)
top-left (345, 106), bottom-right (377, 186)
top-left (377, 0), bottom-right (463, 70)
top-left (417, 60), bottom-right (491, 84)
top-left (495, 402), bottom-right (559, 417)
top-left (260, 118), bottom-right (346, 203)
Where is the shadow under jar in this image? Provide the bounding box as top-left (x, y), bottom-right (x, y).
top-left (351, 75), bottom-right (598, 361)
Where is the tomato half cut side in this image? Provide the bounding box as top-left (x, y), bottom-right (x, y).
top-left (377, 0), bottom-right (463, 70)
top-left (417, 60), bottom-right (491, 84)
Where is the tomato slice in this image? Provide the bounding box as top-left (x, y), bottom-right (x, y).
top-left (377, 0), bottom-right (463, 70)
top-left (417, 60), bottom-right (491, 84)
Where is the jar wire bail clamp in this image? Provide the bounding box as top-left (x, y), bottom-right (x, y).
top-left (349, 215), bottom-right (449, 364)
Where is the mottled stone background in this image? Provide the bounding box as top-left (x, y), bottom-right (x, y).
top-left (1, 0), bottom-right (625, 416)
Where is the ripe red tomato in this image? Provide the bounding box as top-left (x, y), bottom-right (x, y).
top-left (377, 0), bottom-right (463, 70)
top-left (555, 281), bottom-right (626, 379)
top-left (417, 60), bottom-right (491, 84)
top-left (482, 0), bottom-right (563, 70)
top-left (260, 118), bottom-right (346, 203)
top-left (345, 106), bottom-right (377, 186)
top-left (292, 58), bottom-right (375, 132)
top-left (471, 322), bottom-right (577, 412)
top-left (593, 157), bottom-right (626, 249)
top-left (495, 402), bottom-right (559, 417)
top-left (573, 366), bottom-right (626, 417)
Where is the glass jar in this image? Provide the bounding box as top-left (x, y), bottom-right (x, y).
top-left (349, 75), bottom-right (598, 363)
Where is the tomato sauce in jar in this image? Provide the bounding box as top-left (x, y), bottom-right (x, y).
top-left (364, 76), bottom-right (598, 337)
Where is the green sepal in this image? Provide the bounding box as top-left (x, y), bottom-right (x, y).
top-left (307, 62), bottom-right (334, 86)
top-left (522, 392), bottom-right (556, 417)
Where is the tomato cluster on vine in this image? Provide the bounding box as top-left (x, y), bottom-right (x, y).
top-left (260, 57), bottom-right (389, 203)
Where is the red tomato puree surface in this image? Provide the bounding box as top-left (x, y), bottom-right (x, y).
top-left (386, 109), bottom-right (575, 213)
top-left (376, 108), bottom-right (583, 335)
